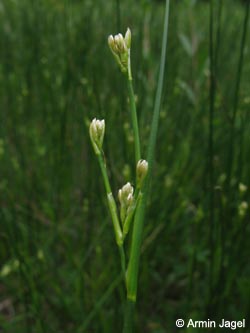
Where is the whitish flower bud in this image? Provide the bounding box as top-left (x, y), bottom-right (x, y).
top-left (114, 34), bottom-right (120, 45)
top-left (136, 159), bottom-right (148, 188)
top-left (127, 193), bottom-right (133, 206)
top-left (118, 182), bottom-right (134, 223)
top-left (108, 35), bottom-right (115, 52)
top-left (107, 28), bottom-right (132, 76)
top-left (124, 28), bottom-right (131, 49)
top-left (89, 118), bottom-right (105, 154)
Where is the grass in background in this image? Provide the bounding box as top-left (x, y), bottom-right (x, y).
top-left (0, 0), bottom-right (250, 332)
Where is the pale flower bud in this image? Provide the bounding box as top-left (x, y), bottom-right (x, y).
top-left (124, 28), bottom-right (131, 49)
top-left (114, 34), bottom-right (126, 53)
top-left (89, 118), bottom-right (105, 154)
top-left (108, 35), bottom-right (115, 52)
top-left (136, 159), bottom-right (148, 187)
top-left (118, 189), bottom-right (122, 203)
top-left (119, 182), bottom-right (133, 202)
top-left (114, 34), bottom-right (120, 45)
top-left (127, 193), bottom-right (133, 206)
top-left (118, 182), bottom-right (134, 224)
top-left (117, 33), bottom-right (123, 43)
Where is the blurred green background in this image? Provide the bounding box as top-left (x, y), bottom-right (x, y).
top-left (0, 0), bottom-right (250, 332)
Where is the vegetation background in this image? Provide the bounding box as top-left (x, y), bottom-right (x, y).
top-left (0, 0), bottom-right (250, 332)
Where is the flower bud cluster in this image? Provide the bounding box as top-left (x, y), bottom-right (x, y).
top-left (118, 182), bottom-right (134, 223)
top-left (89, 118), bottom-right (105, 154)
top-left (108, 28), bottom-right (131, 75)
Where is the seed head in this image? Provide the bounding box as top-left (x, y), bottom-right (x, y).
top-left (89, 118), bottom-right (105, 154)
top-left (136, 159), bottom-right (148, 188)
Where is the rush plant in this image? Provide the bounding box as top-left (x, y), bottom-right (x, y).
top-left (89, 1), bottom-right (170, 331)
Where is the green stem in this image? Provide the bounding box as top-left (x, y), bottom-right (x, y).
top-left (128, 79), bottom-right (141, 165)
top-left (122, 299), bottom-right (135, 333)
top-left (146, 3), bottom-right (170, 170)
top-left (97, 153), bottom-right (111, 193)
top-left (126, 191), bottom-right (146, 301)
top-left (208, 0), bottom-right (215, 311)
top-left (119, 244), bottom-right (126, 277)
top-left (227, 0), bottom-right (250, 188)
top-left (96, 152), bottom-right (127, 279)
top-left (97, 153), bottom-right (123, 246)
top-left (125, 0), bottom-right (170, 322)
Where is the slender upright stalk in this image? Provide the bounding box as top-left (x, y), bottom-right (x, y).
top-left (214, 0), bottom-right (223, 71)
top-left (208, 0), bottom-right (215, 314)
top-left (128, 80), bottom-right (141, 164)
top-left (127, 62), bottom-right (141, 165)
top-left (97, 154), bottom-right (122, 242)
top-left (96, 152), bottom-right (125, 275)
top-left (227, 1), bottom-right (250, 188)
top-left (123, 300), bottom-right (135, 333)
top-left (213, 0), bottom-right (224, 316)
top-left (124, 1), bottom-right (170, 331)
